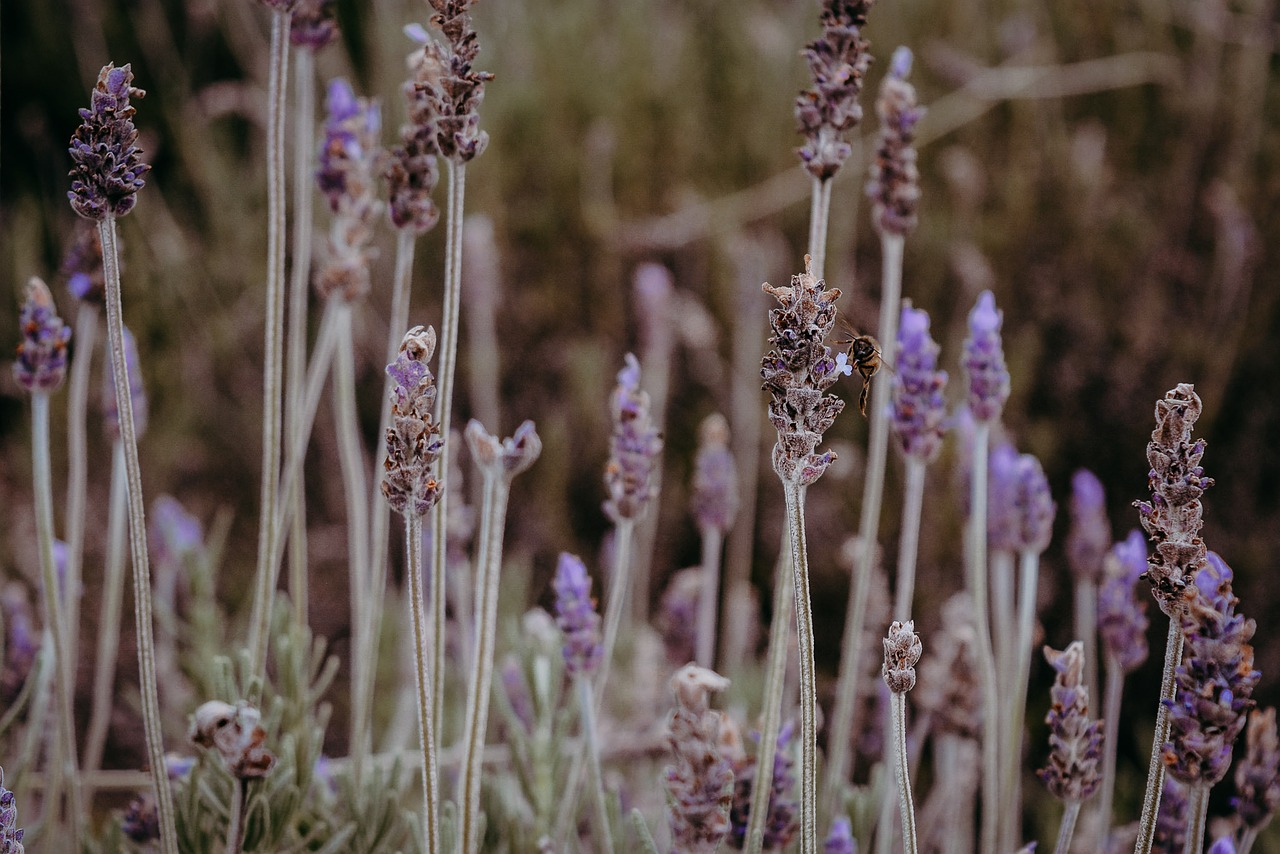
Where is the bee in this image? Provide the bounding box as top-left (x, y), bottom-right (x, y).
top-left (834, 321), bottom-right (888, 417)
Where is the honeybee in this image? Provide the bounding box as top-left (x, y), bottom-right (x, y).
top-left (834, 321), bottom-right (887, 417)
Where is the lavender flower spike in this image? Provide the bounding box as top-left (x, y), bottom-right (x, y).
top-left (1233, 707), bottom-right (1280, 837)
top-left (1097, 531), bottom-right (1150, 673)
top-left (290, 0), bottom-right (339, 50)
top-left (1014, 453), bottom-right (1055, 555)
top-left (665, 664), bottom-right (735, 853)
top-left (761, 256), bottom-right (846, 485)
top-left (962, 290), bottom-right (1011, 423)
top-left (315, 78), bottom-right (382, 302)
top-left (1067, 469), bottom-right (1111, 584)
top-left (381, 326), bottom-right (445, 517)
top-left (102, 325), bottom-right (146, 441)
top-left (882, 620), bottom-right (922, 694)
top-left (796, 0), bottom-right (876, 179)
top-left (13, 277), bottom-right (72, 393)
top-left (729, 722), bottom-right (800, 849)
top-left (823, 817), bottom-right (856, 854)
top-left (890, 302), bottom-right (948, 462)
top-left (553, 553), bottom-right (603, 677)
top-left (387, 26), bottom-right (444, 232)
top-left (866, 47), bottom-right (925, 237)
top-left (691, 413), bottom-right (739, 534)
top-left (1037, 641), bottom-right (1104, 803)
top-left (0, 768), bottom-right (25, 853)
top-left (466, 419), bottom-right (542, 483)
top-left (986, 440), bottom-right (1022, 552)
top-left (419, 0), bottom-right (493, 163)
top-left (68, 63), bottom-right (150, 220)
top-left (603, 353), bottom-right (664, 522)
top-left (62, 222), bottom-right (105, 304)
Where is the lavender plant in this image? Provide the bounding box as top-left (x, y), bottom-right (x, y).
top-left (0, 769), bottom-right (26, 854)
top-left (1038, 641), bottom-right (1104, 854)
top-left (664, 664), bottom-right (734, 853)
top-left (1232, 707), bottom-right (1280, 853)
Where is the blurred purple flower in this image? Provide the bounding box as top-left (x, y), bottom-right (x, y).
top-left (149, 495), bottom-right (203, 572)
top-left (553, 553), bottom-right (602, 677)
top-left (796, 0), bottom-right (875, 179)
top-left (1067, 469), bottom-right (1111, 584)
top-left (290, 0), bottom-right (338, 50)
top-left (13, 278), bottom-right (71, 394)
top-left (316, 78), bottom-right (382, 301)
top-left (889, 303), bottom-right (948, 462)
top-left (61, 223), bottom-right (105, 304)
top-left (1153, 775), bottom-right (1188, 853)
top-left (866, 46), bottom-right (924, 236)
top-left (603, 353), bottom-right (663, 522)
top-left (665, 664), bottom-right (734, 853)
top-left (0, 585), bottom-right (39, 708)
top-left (823, 816), bottom-right (856, 854)
top-left (728, 721), bottom-right (799, 849)
top-left (1098, 530), bottom-right (1150, 673)
top-left (961, 290), bottom-right (1010, 423)
top-left (986, 441), bottom-right (1021, 552)
top-left (1013, 453), bottom-right (1055, 555)
top-left (102, 325), bottom-right (146, 441)
top-left (1231, 707), bottom-right (1280, 833)
top-left (690, 413), bottom-right (738, 534)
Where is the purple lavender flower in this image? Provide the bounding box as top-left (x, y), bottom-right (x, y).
top-left (417, 0), bottom-right (492, 163)
top-left (315, 78), bottom-right (382, 302)
top-left (102, 325), bottom-right (146, 441)
top-left (796, 0), bottom-right (875, 179)
top-left (690, 413), bottom-right (738, 534)
top-left (889, 303), bottom-right (948, 462)
top-left (962, 290), bottom-right (1010, 423)
top-left (658, 567), bottom-right (701, 666)
top-left (1232, 707), bottom-right (1280, 833)
top-left (882, 620), bottom-right (922, 694)
top-left (914, 592), bottom-right (982, 741)
top-left (986, 441), bottom-right (1022, 551)
top-left (387, 26), bottom-right (445, 232)
top-left (553, 553), bottom-right (603, 677)
top-left (62, 222), bottom-right (105, 304)
top-left (1206, 838), bottom-right (1236, 854)
top-left (290, 0), bottom-right (339, 50)
top-left (866, 47), bottom-right (925, 236)
top-left (728, 722), bottom-right (799, 849)
top-left (1162, 552), bottom-right (1258, 786)
top-left (823, 816), bottom-right (856, 854)
top-left (1097, 530), bottom-right (1150, 673)
top-left (13, 278), bottom-right (72, 393)
top-left (665, 664), bottom-right (734, 853)
top-left (1013, 453), bottom-right (1055, 555)
top-left (760, 259), bottom-right (846, 485)
top-left (165, 753), bottom-right (196, 780)
top-left (500, 657), bottom-right (535, 734)
top-left (68, 63), bottom-right (150, 221)
top-left (0, 584), bottom-right (38, 709)
top-left (1135, 383), bottom-right (1214, 615)
top-left (382, 326), bottom-right (445, 517)
top-left (1037, 641), bottom-right (1104, 802)
top-left (1067, 469), bottom-right (1111, 584)
top-left (121, 794), bottom-right (159, 843)
top-left (149, 495), bottom-right (203, 572)
top-left (0, 768), bottom-right (25, 853)
top-left (1153, 775), bottom-right (1188, 853)
top-left (603, 353), bottom-right (664, 523)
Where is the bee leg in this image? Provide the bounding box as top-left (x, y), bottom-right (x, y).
top-left (859, 381), bottom-right (870, 417)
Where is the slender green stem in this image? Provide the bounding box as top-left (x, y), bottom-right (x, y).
top-left (1239, 826), bottom-right (1261, 854)
top-left (286, 46), bottom-right (316, 631)
top-left (1133, 619), bottom-right (1183, 854)
top-left (1002, 548), bottom-right (1040, 853)
top-left (460, 470), bottom-right (511, 854)
top-left (782, 481), bottom-right (818, 854)
top-left (990, 550), bottom-right (1015, 692)
top-left (824, 232), bottom-right (904, 808)
top-left (84, 443), bottom-right (127, 781)
top-left (577, 677), bottom-right (617, 854)
top-left (1098, 654), bottom-right (1126, 849)
top-left (745, 547), bottom-right (794, 854)
top-left (405, 512), bottom-right (441, 853)
top-left (248, 7), bottom-right (291, 680)
top-left (99, 216), bottom-right (178, 853)
top-left (894, 459), bottom-right (926, 621)
top-left (65, 301), bottom-right (98, 673)
top-left (1076, 579), bottom-right (1099, 713)
top-left (431, 160), bottom-right (468, 749)
top-left (224, 779), bottom-right (247, 854)
top-left (695, 527), bottom-right (723, 668)
top-left (806, 176), bottom-right (833, 279)
top-left (892, 693), bottom-right (919, 854)
top-left (31, 393), bottom-right (83, 842)
top-left (1052, 800), bottom-right (1083, 854)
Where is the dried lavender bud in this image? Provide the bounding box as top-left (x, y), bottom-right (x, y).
top-left (465, 419), bottom-right (542, 483)
top-left (1232, 707), bottom-right (1280, 832)
top-left (882, 620), bottom-right (922, 694)
top-left (1037, 641), bottom-right (1104, 803)
top-left (1162, 552), bottom-right (1258, 786)
top-left (962, 290), bottom-right (1010, 423)
top-left (658, 567), bottom-right (702, 667)
top-left (102, 325), bottom-right (146, 441)
top-left (761, 257), bottom-right (846, 485)
top-left (290, 0), bottom-right (338, 50)
top-left (823, 816), bottom-right (856, 854)
top-left (1153, 775), bottom-right (1188, 853)
top-left (315, 78), bottom-right (382, 302)
top-left (0, 584), bottom-right (38, 708)
top-left (1097, 530), bottom-right (1150, 673)
top-left (381, 326), bottom-right (445, 517)
top-left (603, 353), bottom-right (663, 523)
top-left (149, 495), bottom-right (203, 573)
top-left (13, 277), bottom-right (72, 394)
top-left (866, 47), bottom-right (925, 236)
top-left (1013, 453), bottom-right (1055, 555)
top-left (419, 0), bottom-right (492, 163)
top-left (62, 222), bottom-right (105, 303)
top-left (1067, 469), bottom-right (1111, 584)
top-left (0, 768), bottom-right (25, 853)
top-left (986, 441), bottom-right (1022, 552)
top-left (121, 794), bottom-right (159, 843)
top-left (890, 302), bottom-right (948, 462)
top-left (796, 0), bottom-right (876, 179)
top-left (665, 664), bottom-right (734, 853)
top-left (553, 553), bottom-right (603, 677)
top-left (68, 63), bottom-right (150, 221)
top-left (1135, 384), bottom-right (1214, 616)
top-left (387, 26), bottom-right (445, 232)
top-left (690, 413), bottom-right (738, 534)
top-left (728, 721), bottom-right (800, 849)
top-left (189, 700), bottom-right (276, 779)
top-left (914, 592), bottom-right (982, 740)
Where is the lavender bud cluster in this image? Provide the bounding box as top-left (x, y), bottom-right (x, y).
top-left (553, 553), bottom-right (603, 677)
top-left (1037, 641), bottom-right (1104, 803)
top-left (914, 593), bottom-right (982, 740)
top-left (665, 665), bottom-right (734, 853)
top-left (381, 326), bottom-right (445, 517)
top-left (189, 700), bottom-right (276, 779)
top-left (290, 0), bottom-right (339, 51)
top-left (890, 303), bottom-right (948, 462)
top-left (1097, 530), bottom-right (1150, 673)
top-left (387, 26), bottom-right (445, 232)
top-left (0, 768), bottom-right (24, 853)
top-left (1, 585), bottom-right (38, 708)
top-left (961, 290), bottom-right (1010, 423)
top-left (315, 79), bottom-right (382, 302)
top-left (603, 353), bottom-right (663, 523)
top-left (1232, 707), bottom-right (1280, 832)
top-left (102, 326), bottom-right (146, 441)
top-left (13, 278), bottom-right (72, 394)
top-left (866, 47), bottom-right (924, 236)
top-left (1162, 553), bottom-right (1259, 786)
top-left (1067, 469), bottom-right (1111, 584)
top-left (728, 722), bottom-right (799, 850)
top-left (62, 223), bottom-right (105, 303)
top-left (121, 795), bottom-right (160, 843)
top-left (1154, 775), bottom-right (1189, 852)
top-left (796, 0), bottom-right (876, 179)
top-left (823, 817), bottom-right (856, 854)
top-left (658, 567), bottom-right (702, 666)
top-left (987, 441), bottom-right (1022, 552)
top-left (1135, 384), bottom-right (1214, 615)
top-left (760, 258), bottom-right (846, 485)
top-left (68, 63), bottom-right (150, 221)
top-left (690, 413), bottom-right (738, 534)
top-left (420, 0), bottom-right (493, 163)
top-left (882, 620), bottom-right (922, 694)
top-left (1013, 453), bottom-right (1055, 554)
top-left (465, 419), bottom-right (542, 483)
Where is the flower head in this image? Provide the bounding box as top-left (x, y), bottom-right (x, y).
top-left (823, 817), bottom-right (856, 854)
top-left (728, 721), bottom-right (799, 849)
top-left (1037, 641), bottom-right (1104, 803)
top-left (962, 290), bottom-right (1010, 423)
top-left (315, 78), bottom-right (382, 302)
top-left (665, 664), bottom-right (734, 853)
top-left (890, 303), bottom-right (948, 461)
top-left (465, 419), bottom-right (542, 483)
top-left (658, 567), bottom-right (703, 667)
top-left (1067, 469), bottom-right (1111, 584)
top-left (290, 0), bottom-right (339, 50)
top-left (690, 413), bottom-right (739, 534)
top-left (13, 277), bottom-right (72, 393)
top-left (102, 325), bottom-right (146, 441)
top-left (553, 553), bottom-right (602, 677)
top-left (62, 222), bottom-right (105, 304)
top-left (866, 47), bottom-right (925, 236)
top-left (381, 326), bottom-right (445, 517)
top-left (603, 354), bottom-right (664, 523)
top-left (0, 768), bottom-right (25, 853)
top-left (1, 584), bottom-right (39, 708)
top-left (121, 794), bottom-right (159, 843)
top-left (1097, 530), bottom-right (1150, 673)
top-left (914, 592), bottom-right (982, 740)
top-left (149, 495), bottom-right (203, 572)
top-left (68, 63), bottom-right (149, 220)
top-left (1013, 453), bottom-right (1055, 555)
top-left (1231, 707), bottom-right (1280, 832)
top-left (882, 620), bottom-right (922, 694)
top-left (796, 0), bottom-right (876, 179)
top-left (387, 27), bottom-right (445, 232)
top-left (986, 441), bottom-right (1022, 552)
top-left (760, 257), bottom-right (846, 485)
top-left (417, 0), bottom-right (493, 163)
top-left (1153, 775), bottom-right (1188, 852)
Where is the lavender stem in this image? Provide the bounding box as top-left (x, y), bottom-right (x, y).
top-left (695, 527), bottom-right (724, 669)
top-left (806, 175), bottom-right (833, 279)
top-left (83, 443), bottom-right (127, 781)
top-left (1133, 620), bottom-right (1183, 854)
top-left (745, 546), bottom-right (794, 854)
top-left (1182, 784), bottom-right (1209, 854)
top-left (405, 512), bottom-right (441, 852)
top-left (892, 692), bottom-right (919, 854)
top-left (1076, 578), bottom-right (1100, 712)
top-left (578, 677), bottom-right (617, 854)
top-left (1098, 653), bottom-right (1125, 846)
top-left (64, 302), bottom-right (98, 670)
top-left (782, 481), bottom-right (818, 854)
top-left (1002, 548), bottom-right (1041, 850)
top-left (1052, 800), bottom-right (1082, 854)
top-left (893, 458), bottom-right (927, 621)
top-left (967, 421), bottom-right (1001, 854)
top-left (224, 778), bottom-right (247, 854)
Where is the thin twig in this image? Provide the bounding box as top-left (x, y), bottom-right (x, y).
top-left (1132, 620), bottom-right (1183, 854)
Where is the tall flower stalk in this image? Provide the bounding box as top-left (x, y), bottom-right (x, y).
top-left (67, 62), bottom-right (176, 853)
top-left (883, 621), bottom-right (923, 854)
top-left (760, 257), bottom-right (847, 854)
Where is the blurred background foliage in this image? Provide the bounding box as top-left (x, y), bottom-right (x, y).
top-left (2, 0), bottom-right (1280, 834)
